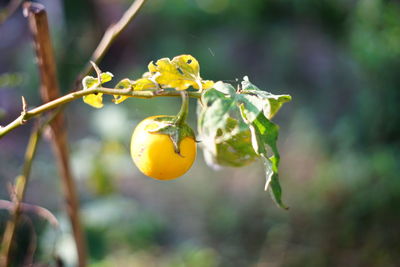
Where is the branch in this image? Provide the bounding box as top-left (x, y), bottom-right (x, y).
top-left (74, 0), bottom-right (148, 90)
top-left (0, 0), bottom-right (23, 24)
top-left (0, 0), bottom-right (149, 265)
top-left (0, 200), bottom-right (59, 228)
top-left (0, 125), bottom-right (41, 267)
top-left (0, 88), bottom-right (201, 138)
top-left (23, 2), bottom-right (87, 266)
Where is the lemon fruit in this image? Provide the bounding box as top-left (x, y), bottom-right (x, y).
top-left (130, 116), bottom-right (196, 180)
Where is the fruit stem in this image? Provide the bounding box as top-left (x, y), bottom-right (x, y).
top-left (174, 91), bottom-right (189, 126)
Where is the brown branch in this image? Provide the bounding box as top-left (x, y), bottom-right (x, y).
top-left (74, 0), bottom-right (148, 90)
top-left (23, 2), bottom-right (87, 266)
top-left (1, 0), bottom-right (150, 265)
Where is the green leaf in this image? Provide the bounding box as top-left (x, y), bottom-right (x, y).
top-left (241, 76), bottom-right (291, 119)
top-left (198, 86), bottom-right (259, 167)
top-left (213, 81), bottom-right (236, 95)
top-left (214, 117), bottom-right (258, 167)
top-left (200, 88), bottom-right (235, 137)
top-left (198, 79), bottom-right (290, 209)
top-left (235, 94), bottom-right (265, 123)
top-left (147, 116), bottom-right (196, 155)
top-left (198, 87), bottom-right (256, 166)
top-left (266, 158), bottom-right (286, 209)
top-left (241, 109), bottom-right (288, 209)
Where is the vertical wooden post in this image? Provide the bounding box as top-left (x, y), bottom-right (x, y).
top-left (23, 2), bottom-right (87, 266)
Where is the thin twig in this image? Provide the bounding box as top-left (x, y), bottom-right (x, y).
top-left (0, 0), bottom-right (23, 24)
top-left (0, 200), bottom-right (60, 228)
top-left (74, 0), bottom-right (148, 90)
top-left (0, 0), bottom-right (149, 265)
top-left (0, 88), bottom-right (201, 138)
top-left (0, 124), bottom-right (41, 267)
top-left (0, 106), bottom-right (62, 266)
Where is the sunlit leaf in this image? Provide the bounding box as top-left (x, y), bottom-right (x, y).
top-left (100, 72), bottom-right (114, 84)
top-left (241, 109), bottom-right (288, 209)
top-left (198, 86), bottom-right (258, 167)
top-left (241, 76), bottom-right (291, 119)
top-left (148, 55), bottom-right (213, 90)
top-left (82, 76), bottom-right (98, 90)
top-left (213, 81), bottom-right (235, 95)
top-left (113, 78), bottom-right (133, 104)
top-left (214, 118), bottom-right (258, 167)
top-left (113, 78), bottom-right (158, 104)
top-left (199, 78), bottom-right (290, 209)
top-left (82, 66), bottom-right (114, 108)
top-left (133, 78), bottom-right (158, 91)
top-left (201, 80), bottom-right (215, 90)
top-left (82, 76), bottom-right (103, 108)
top-left (83, 93), bottom-right (104, 108)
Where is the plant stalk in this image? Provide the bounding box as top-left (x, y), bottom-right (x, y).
top-left (174, 91), bottom-right (189, 125)
top-left (0, 127), bottom-right (41, 267)
top-left (74, 0), bottom-right (148, 90)
top-left (0, 88), bottom-right (201, 139)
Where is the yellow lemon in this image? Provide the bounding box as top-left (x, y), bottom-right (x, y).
top-left (130, 116), bottom-right (196, 180)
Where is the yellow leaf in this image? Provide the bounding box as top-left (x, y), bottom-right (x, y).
top-left (148, 55), bottom-right (213, 90)
top-left (133, 78), bottom-right (158, 91)
top-left (83, 93), bottom-right (103, 108)
top-left (114, 95), bottom-right (128, 104)
top-left (113, 79), bottom-right (132, 104)
top-left (113, 78), bottom-right (158, 104)
top-left (202, 80), bottom-right (215, 90)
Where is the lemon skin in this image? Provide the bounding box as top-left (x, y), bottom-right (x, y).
top-left (130, 116), bottom-right (196, 180)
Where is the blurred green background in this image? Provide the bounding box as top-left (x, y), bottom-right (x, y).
top-left (1, 0), bottom-right (400, 266)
